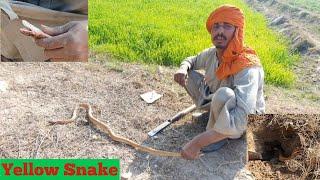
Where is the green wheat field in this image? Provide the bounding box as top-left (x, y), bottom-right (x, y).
top-left (89, 0), bottom-right (299, 87)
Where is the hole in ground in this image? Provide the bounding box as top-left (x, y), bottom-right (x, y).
top-left (247, 119), bottom-right (302, 162)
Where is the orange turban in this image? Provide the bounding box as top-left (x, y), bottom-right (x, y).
top-left (206, 5), bottom-right (261, 80)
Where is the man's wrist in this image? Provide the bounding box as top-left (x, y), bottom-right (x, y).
top-left (191, 136), bottom-right (205, 149)
top-left (193, 129), bottom-right (227, 149)
top-left (177, 68), bottom-right (188, 75)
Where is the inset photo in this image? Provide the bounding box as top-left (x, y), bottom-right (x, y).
top-left (1, 0), bottom-right (88, 62)
top-left (247, 114), bottom-right (320, 179)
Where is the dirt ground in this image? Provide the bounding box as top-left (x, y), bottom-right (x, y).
top-left (0, 61), bottom-right (249, 180)
top-left (247, 114), bottom-right (320, 179)
top-left (0, 59), bottom-right (319, 179)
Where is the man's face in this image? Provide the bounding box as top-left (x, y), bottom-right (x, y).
top-left (211, 22), bottom-right (236, 49)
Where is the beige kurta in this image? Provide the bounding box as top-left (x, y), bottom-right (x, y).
top-left (179, 47), bottom-right (265, 138)
top-left (1, 0), bottom-right (87, 62)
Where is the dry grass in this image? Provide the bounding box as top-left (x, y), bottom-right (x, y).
top-left (271, 115), bottom-right (320, 179)
top-left (0, 60), bottom-right (244, 179)
top-left (247, 114), bottom-right (320, 179)
top-left (0, 58), bottom-right (319, 179)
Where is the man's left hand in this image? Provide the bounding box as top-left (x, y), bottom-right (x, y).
top-left (181, 140), bottom-right (201, 160)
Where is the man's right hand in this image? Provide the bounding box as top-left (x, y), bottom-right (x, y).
top-left (174, 70), bottom-right (187, 87)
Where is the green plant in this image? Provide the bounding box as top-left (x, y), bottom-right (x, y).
top-left (89, 0), bottom-right (299, 87)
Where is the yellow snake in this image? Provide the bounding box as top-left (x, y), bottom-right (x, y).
top-left (48, 103), bottom-right (181, 157)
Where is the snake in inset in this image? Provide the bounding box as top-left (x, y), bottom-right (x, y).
top-left (48, 103), bottom-right (181, 157)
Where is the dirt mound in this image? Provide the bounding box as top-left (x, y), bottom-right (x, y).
top-left (246, 0), bottom-right (320, 100)
top-left (247, 114), bottom-right (320, 179)
top-left (247, 0), bottom-right (320, 56)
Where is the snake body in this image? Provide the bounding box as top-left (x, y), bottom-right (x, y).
top-left (49, 103), bottom-right (303, 161)
top-left (48, 103), bottom-right (181, 157)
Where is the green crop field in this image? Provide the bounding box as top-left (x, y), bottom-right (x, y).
top-left (89, 0), bottom-right (299, 87)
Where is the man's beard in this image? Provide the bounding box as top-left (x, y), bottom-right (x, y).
top-left (213, 34), bottom-right (227, 49)
top-left (215, 45), bottom-right (226, 49)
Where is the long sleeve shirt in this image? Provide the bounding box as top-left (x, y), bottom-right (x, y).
top-left (179, 47), bottom-right (265, 114)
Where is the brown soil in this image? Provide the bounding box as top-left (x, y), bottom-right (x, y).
top-left (247, 0), bottom-right (320, 55)
top-left (247, 114), bottom-right (320, 180)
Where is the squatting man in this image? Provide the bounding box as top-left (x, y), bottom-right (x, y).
top-left (173, 5), bottom-right (266, 160)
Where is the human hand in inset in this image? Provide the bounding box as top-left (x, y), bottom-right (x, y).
top-left (21, 20), bottom-right (88, 62)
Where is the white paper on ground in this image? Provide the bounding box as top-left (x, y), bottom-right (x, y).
top-left (0, 81), bottom-right (8, 92)
top-left (140, 90), bottom-right (162, 104)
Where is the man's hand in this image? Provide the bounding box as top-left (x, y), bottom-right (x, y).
top-left (35, 21), bottom-right (88, 62)
top-left (174, 70), bottom-right (187, 87)
top-left (181, 139), bottom-right (201, 160)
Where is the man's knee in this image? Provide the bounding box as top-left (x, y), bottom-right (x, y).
top-left (185, 70), bottom-right (203, 92)
top-left (183, 70), bottom-right (205, 106)
top-left (212, 87), bottom-right (235, 104)
top-left (187, 70), bottom-right (203, 83)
